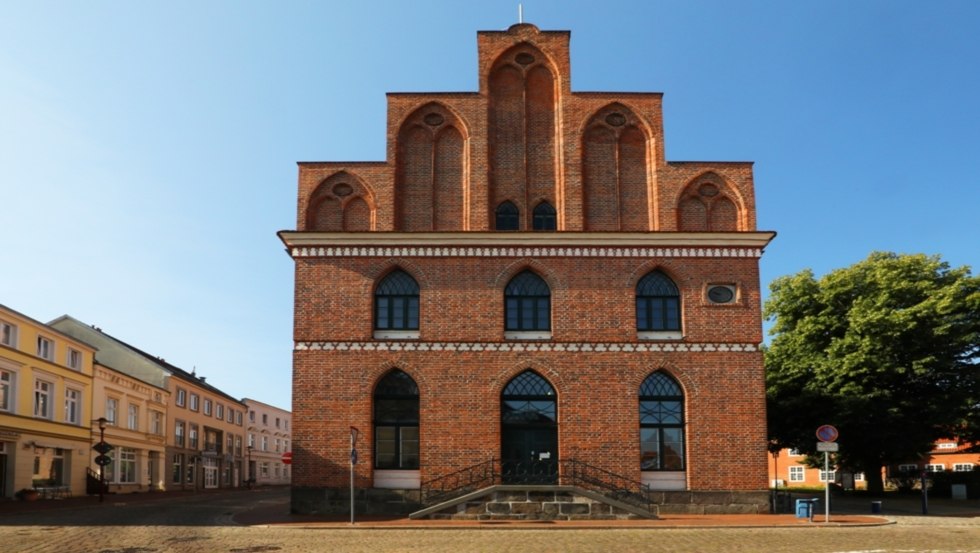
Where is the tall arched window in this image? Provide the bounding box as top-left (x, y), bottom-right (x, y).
top-left (532, 201), bottom-right (556, 231)
top-left (501, 370), bottom-right (557, 484)
top-left (374, 370), bottom-right (419, 470)
top-left (374, 270), bottom-right (420, 331)
top-left (496, 201), bottom-right (519, 231)
top-left (639, 372), bottom-right (684, 471)
top-left (505, 271), bottom-right (550, 332)
top-left (636, 271), bottom-right (681, 331)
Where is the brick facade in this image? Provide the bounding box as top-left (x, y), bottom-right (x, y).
top-left (281, 23), bottom-right (775, 515)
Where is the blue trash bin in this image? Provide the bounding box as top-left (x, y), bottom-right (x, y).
top-left (795, 498), bottom-right (817, 519)
top-left (871, 501), bottom-right (882, 514)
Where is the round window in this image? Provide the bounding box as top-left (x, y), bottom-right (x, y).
top-left (707, 285), bottom-right (735, 304)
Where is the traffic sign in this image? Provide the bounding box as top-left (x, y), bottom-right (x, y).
top-left (816, 441), bottom-right (839, 452)
top-left (92, 441), bottom-right (113, 454)
top-left (94, 454), bottom-right (113, 466)
top-left (281, 451), bottom-right (292, 465)
top-left (816, 425), bottom-right (839, 442)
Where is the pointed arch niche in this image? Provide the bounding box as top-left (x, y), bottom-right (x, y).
top-left (305, 172), bottom-right (375, 231)
top-left (395, 103), bottom-right (467, 231)
top-left (488, 44), bottom-right (559, 230)
top-left (677, 173), bottom-right (743, 232)
top-left (582, 104), bottom-right (652, 231)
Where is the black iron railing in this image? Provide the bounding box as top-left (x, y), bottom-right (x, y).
top-left (562, 458), bottom-right (652, 512)
top-left (419, 457), bottom-right (652, 513)
top-left (420, 458), bottom-right (498, 505)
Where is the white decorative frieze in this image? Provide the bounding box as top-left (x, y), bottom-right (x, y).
top-left (294, 341), bottom-right (760, 353)
top-left (290, 246), bottom-right (764, 259)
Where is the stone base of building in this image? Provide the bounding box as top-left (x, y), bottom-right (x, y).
top-left (290, 486), bottom-right (769, 517)
top-left (425, 487), bottom-right (647, 520)
top-left (290, 486), bottom-right (421, 516)
top-left (652, 490), bottom-right (770, 514)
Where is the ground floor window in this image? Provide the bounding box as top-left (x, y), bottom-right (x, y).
top-left (953, 463), bottom-right (974, 472)
top-left (639, 372), bottom-right (685, 471)
top-left (106, 448), bottom-right (137, 484)
top-left (172, 454), bottom-right (182, 484)
top-left (819, 470), bottom-right (836, 482)
top-left (373, 370), bottom-right (419, 470)
top-left (788, 466), bottom-right (804, 482)
top-left (926, 464), bottom-right (945, 472)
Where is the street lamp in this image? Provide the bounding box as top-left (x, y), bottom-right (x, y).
top-left (97, 417), bottom-right (107, 503)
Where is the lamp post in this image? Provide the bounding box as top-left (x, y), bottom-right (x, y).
top-left (246, 445), bottom-right (253, 488)
top-left (97, 417), bottom-right (107, 503)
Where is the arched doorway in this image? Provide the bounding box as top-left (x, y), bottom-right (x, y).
top-left (500, 370), bottom-right (557, 484)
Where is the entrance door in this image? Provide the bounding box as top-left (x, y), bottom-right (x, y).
top-left (501, 370), bottom-right (558, 484)
top-left (203, 457), bottom-right (218, 489)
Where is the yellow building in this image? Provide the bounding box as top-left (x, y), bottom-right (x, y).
top-left (1, 304), bottom-right (95, 499)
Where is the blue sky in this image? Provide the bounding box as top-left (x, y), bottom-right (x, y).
top-left (2, 1), bottom-right (978, 411)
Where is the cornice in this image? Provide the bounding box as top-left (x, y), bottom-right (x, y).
top-left (278, 231), bottom-right (776, 259)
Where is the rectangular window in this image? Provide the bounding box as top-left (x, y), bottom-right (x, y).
top-left (216, 404), bottom-right (224, 420)
top-left (150, 411), bottom-right (163, 435)
top-left (235, 435), bottom-right (243, 456)
top-left (66, 348), bottom-right (82, 370)
top-left (186, 456), bottom-right (195, 483)
top-left (175, 421), bottom-right (185, 447)
top-left (203, 399), bottom-right (212, 416)
top-left (248, 433), bottom-right (254, 448)
top-left (175, 388), bottom-right (186, 407)
top-left (937, 442), bottom-right (957, 449)
top-left (236, 411), bottom-right (243, 425)
top-left (227, 408), bottom-right (235, 423)
top-left (284, 420), bottom-right (289, 431)
top-left (106, 397), bottom-right (119, 425)
top-left (898, 464), bottom-right (918, 473)
top-left (34, 379), bottom-right (53, 419)
top-left (275, 417), bottom-right (281, 428)
top-left (172, 454), bottom-right (183, 483)
top-left (189, 424), bottom-right (199, 449)
top-left (0, 369), bottom-right (14, 412)
top-left (36, 336), bottom-right (54, 361)
top-left (260, 462), bottom-right (269, 477)
top-left (189, 394), bottom-right (199, 411)
top-left (64, 388), bottom-right (80, 425)
top-left (788, 449), bottom-right (801, 456)
top-left (854, 473), bottom-right (865, 481)
top-left (789, 466), bottom-right (805, 482)
top-left (249, 410), bottom-right (255, 422)
top-left (927, 464), bottom-right (945, 472)
top-left (227, 434), bottom-right (234, 455)
top-left (819, 470), bottom-right (836, 483)
top-left (127, 404), bottom-right (139, 430)
top-left (118, 448), bottom-right (137, 483)
top-left (262, 413), bottom-right (268, 425)
top-left (261, 436), bottom-right (268, 451)
top-left (953, 463), bottom-right (974, 472)
top-left (0, 320), bottom-right (17, 347)
top-left (275, 438), bottom-right (281, 453)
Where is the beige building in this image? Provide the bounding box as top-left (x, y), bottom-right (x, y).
top-left (1, 305), bottom-right (95, 499)
top-left (165, 368), bottom-right (247, 490)
top-left (50, 316), bottom-right (171, 493)
top-left (243, 398), bottom-right (291, 486)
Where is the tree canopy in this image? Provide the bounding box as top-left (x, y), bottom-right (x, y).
top-left (765, 252), bottom-right (980, 493)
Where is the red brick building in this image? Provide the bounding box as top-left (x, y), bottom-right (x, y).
top-left (280, 23), bottom-right (775, 517)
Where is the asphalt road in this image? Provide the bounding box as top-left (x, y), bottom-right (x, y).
top-left (1, 488), bottom-right (978, 553)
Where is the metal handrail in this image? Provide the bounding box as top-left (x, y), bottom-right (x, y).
top-left (562, 458), bottom-right (652, 512)
top-left (419, 457), bottom-right (652, 513)
top-left (419, 458), bottom-right (498, 505)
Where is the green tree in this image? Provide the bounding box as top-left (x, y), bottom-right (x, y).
top-left (765, 252), bottom-right (980, 494)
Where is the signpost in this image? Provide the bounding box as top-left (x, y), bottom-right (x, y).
top-left (816, 425), bottom-right (839, 523)
top-left (350, 426), bottom-right (359, 525)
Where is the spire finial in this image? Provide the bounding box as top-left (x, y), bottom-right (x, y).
top-left (518, 3), bottom-right (523, 24)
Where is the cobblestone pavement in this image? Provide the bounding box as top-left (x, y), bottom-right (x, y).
top-left (0, 488), bottom-right (977, 553)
